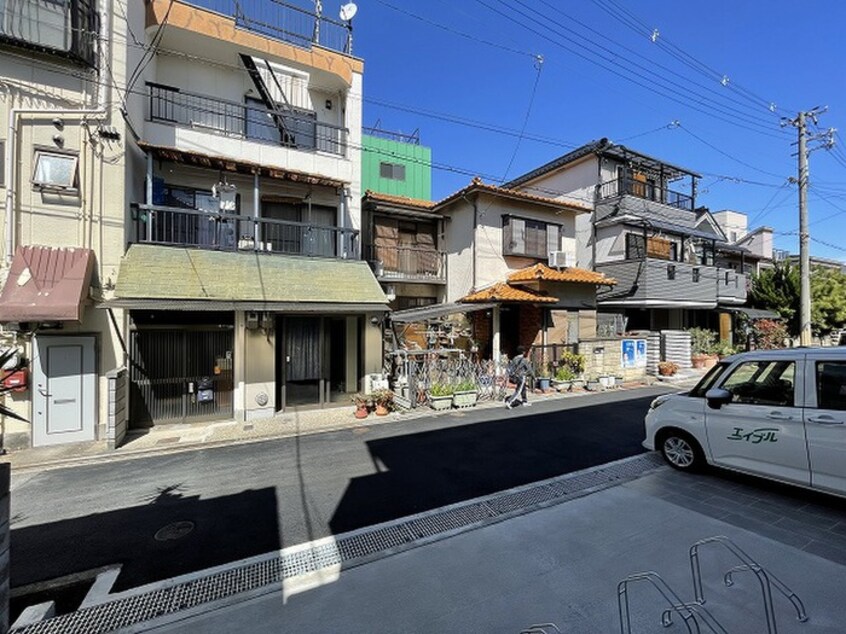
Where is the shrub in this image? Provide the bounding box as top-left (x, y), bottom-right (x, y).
top-left (752, 319), bottom-right (788, 350)
top-left (453, 379), bottom-right (478, 392)
top-left (687, 327), bottom-right (717, 355)
top-left (555, 366), bottom-right (576, 381)
top-left (560, 351), bottom-right (585, 376)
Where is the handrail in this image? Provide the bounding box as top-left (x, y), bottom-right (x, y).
top-left (598, 177), bottom-right (694, 211)
top-left (689, 536), bottom-right (808, 634)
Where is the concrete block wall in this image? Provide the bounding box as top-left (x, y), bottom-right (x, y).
top-left (578, 338), bottom-right (647, 382)
top-left (106, 368), bottom-right (128, 450)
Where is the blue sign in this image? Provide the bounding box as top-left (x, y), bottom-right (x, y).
top-left (636, 339), bottom-right (647, 367)
top-left (622, 339), bottom-right (648, 369)
top-left (621, 339), bottom-right (636, 368)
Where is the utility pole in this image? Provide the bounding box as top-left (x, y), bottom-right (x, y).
top-left (784, 107), bottom-right (835, 346)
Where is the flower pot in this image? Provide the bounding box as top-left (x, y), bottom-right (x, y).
top-left (354, 405), bottom-right (368, 419)
top-left (703, 355), bottom-right (719, 369)
top-left (599, 376), bottom-right (611, 388)
top-left (452, 390), bottom-right (478, 408)
top-left (586, 380), bottom-right (602, 391)
top-left (536, 377), bottom-right (551, 391)
top-left (658, 367), bottom-right (676, 377)
top-left (691, 354), bottom-right (708, 369)
top-left (375, 404), bottom-right (389, 416)
top-left (429, 395), bottom-right (453, 410)
top-left (571, 379), bottom-right (585, 390)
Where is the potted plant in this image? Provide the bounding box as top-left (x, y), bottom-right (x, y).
top-left (372, 388), bottom-right (394, 416)
top-left (585, 376), bottom-right (602, 391)
top-left (535, 365), bottom-right (552, 391)
top-left (428, 382), bottom-right (454, 410)
top-left (688, 327), bottom-right (718, 369)
top-left (351, 393), bottom-right (370, 419)
top-left (657, 361), bottom-right (680, 377)
top-left (553, 366), bottom-right (575, 391)
top-left (452, 379), bottom-right (479, 408)
top-left (709, 340), bottom-right (736, 361)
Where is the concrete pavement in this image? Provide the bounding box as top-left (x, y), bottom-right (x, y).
top-left (139, 466), bottom-right (846, 633)
top-left (3, 380), bottom-right (677, 473)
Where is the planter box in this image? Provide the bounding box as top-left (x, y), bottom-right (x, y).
top-left (552, 380), bottom-right (572, 392)
top-left (452, 390), bottom-right (478, 408)
top-left (571, 379), bottom-right (585, 390)
top-left (430, 395), bottom-right (453, 410)
top-left (585, 380), bottom-right (602, 391)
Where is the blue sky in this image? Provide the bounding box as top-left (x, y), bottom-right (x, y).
top-left (349, 0), bottom-right (846, 260)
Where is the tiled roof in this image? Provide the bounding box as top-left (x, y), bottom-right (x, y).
top-left (434, 177), bottom-right (591, 214)
top-left (460, 282), bottom-right (559, 304)
top-left (363, 190), bottom-right (435, 210)
top-left (507, 263), bottom-right (617, 286)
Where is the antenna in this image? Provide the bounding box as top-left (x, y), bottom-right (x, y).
top-left (339, 2), bottom-right (357, 21)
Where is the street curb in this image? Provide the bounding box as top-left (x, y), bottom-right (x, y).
top-left (6, 383), bottom-right (677, 475)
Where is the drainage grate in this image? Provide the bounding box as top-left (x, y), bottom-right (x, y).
top-left (12, 453), bottom-right (665, 634)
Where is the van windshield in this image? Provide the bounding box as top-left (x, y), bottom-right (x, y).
top-left (689, 362), bottom-right (731, 398)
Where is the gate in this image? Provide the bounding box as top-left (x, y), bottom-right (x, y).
top-left (129, 328), bottom-right (234, 426)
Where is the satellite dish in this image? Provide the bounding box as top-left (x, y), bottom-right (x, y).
top-left (339, 2), bottom-right (357, 21)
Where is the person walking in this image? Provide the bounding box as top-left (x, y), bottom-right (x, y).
top-left (505, 346), bottom-right (532, 409)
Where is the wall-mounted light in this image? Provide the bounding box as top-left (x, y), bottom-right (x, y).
top-left (325, 99), bottom-right (333, 110)
top-left (52, 117), bottom-right (64, 130)
top-left (52, 134), bottom-right (64, 147)
top-left (370, 315), bottom-right (382, 327)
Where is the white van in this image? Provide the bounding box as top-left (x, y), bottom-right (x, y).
top-left (643, 348), bottom-right (846, 496)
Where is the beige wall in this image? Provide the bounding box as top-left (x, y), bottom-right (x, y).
top-left (0, 1), bottom-right (131, 446)
top-left (444, 193), bottom-right (582, 302)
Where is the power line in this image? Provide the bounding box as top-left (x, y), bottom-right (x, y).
top-left (470, 0), bottom-right (788, 139)
top-left (372, 0), bottom-right (540, 58)
top-left (678, 123), bottom-right (789, 179)
top-left (591, 0), bottom-right (792, 116)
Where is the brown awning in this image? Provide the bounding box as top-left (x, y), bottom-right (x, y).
top-left (0, 246), bottom-right (94, 322)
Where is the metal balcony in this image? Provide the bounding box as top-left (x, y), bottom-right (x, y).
top-left (148, 83), bottom-right (348, 157)
top-left (598, 177), bottom-right (695, 211)
top-left (0, 0), bottom-right (98, 66)
top-left (134, 204), bottom-right (359, 260)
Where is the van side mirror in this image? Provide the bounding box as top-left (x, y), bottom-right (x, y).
top-left (705, 387), bottom-right (732, 410)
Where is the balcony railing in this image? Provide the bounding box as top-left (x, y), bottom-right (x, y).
top-left (367, 245), bottom-right (446, 282)
top-left (717, 270), bottom-right (748, 303)
top-left (148, 83), bottom-right (348, 157)
top-left (598, 178), bottom-right (694, 211)
top-left (134, 205), bottom-right (359, 259)
top-left (183, 0), bottom-right (352, 55)
top-left (0, 0), bottom-right (98, 66)
top-left (596, 258), bottom-right (747, 306)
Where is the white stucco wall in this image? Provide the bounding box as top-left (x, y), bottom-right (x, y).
top-left (443, 193), bottom-right (582, 302)
top-left (712, 209), bottom-right (749, 242)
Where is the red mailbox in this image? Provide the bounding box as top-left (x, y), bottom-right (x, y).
top-left (2, 368), bottom-right (28, 392)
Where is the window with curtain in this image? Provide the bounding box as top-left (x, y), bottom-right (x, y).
top-left (502, 215), bottom-right (561, 258)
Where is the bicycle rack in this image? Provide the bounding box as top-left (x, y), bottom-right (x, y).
top-left (689, 535), bottom-right (808, 634)
top-left (617, 571), bottom-right (728, 634)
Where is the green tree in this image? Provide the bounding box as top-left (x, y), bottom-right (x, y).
top-left (749, 261), bottom-right (846, 337)
top-left (749, 261), bottom-right (800, 335)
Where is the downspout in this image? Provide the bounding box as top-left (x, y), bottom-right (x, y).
top-left (4, 0), bottom-right (112, 264)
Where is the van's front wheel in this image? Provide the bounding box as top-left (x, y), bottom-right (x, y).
top-left (659, 431), bottom-right (704, 471)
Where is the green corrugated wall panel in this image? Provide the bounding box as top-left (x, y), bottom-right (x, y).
top-left (362, 134), bottom-right (432, 200)
top-left (115, 244), bottom-right (387, 304)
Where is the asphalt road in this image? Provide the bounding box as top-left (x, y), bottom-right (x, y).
top-left (10, 386), bottom-right (672, 593)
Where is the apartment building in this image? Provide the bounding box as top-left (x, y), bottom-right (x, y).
top-left (505, 139), bottom-right (754, 333)
top-left (0, 0), bottom-right (386, 449)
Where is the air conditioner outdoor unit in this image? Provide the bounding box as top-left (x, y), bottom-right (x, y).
top-left (549, 250), bottom-right (575, 268)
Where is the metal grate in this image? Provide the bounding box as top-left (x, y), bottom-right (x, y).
top-left (12, 454), bottom-right (665, 634)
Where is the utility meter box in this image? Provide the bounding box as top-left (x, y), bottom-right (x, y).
top-left (197, 377), bottom-right (215, 403)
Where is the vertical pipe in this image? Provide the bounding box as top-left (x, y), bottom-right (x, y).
top-left (253, 172), bottom-right (260, 249)
top-left (145, 152), bottom-right (153, 242)
top-left (492, 305), bottom-right (501, 365)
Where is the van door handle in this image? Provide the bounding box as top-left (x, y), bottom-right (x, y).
top-left (807, 414), bottom-right (845, 425)
top-left (766, 412), bottom-right (792, 421)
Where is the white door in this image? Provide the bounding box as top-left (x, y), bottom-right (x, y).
top-left (32, 336), bottom-right (96, 447)
top-left (805, 359), bottom-right (846, 493)
top-left (705, 358), bottom-right (809, 485)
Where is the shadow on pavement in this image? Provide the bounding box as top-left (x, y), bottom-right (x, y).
top-left (11, 485), bottom-right (281, 592)
top-left (329, 395), bottom-right (654, 533)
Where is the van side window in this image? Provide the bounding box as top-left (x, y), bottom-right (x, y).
top-left (720, 360), bottom-right (795, 407)
top-left (816, 362), bottom-right (846, 410)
